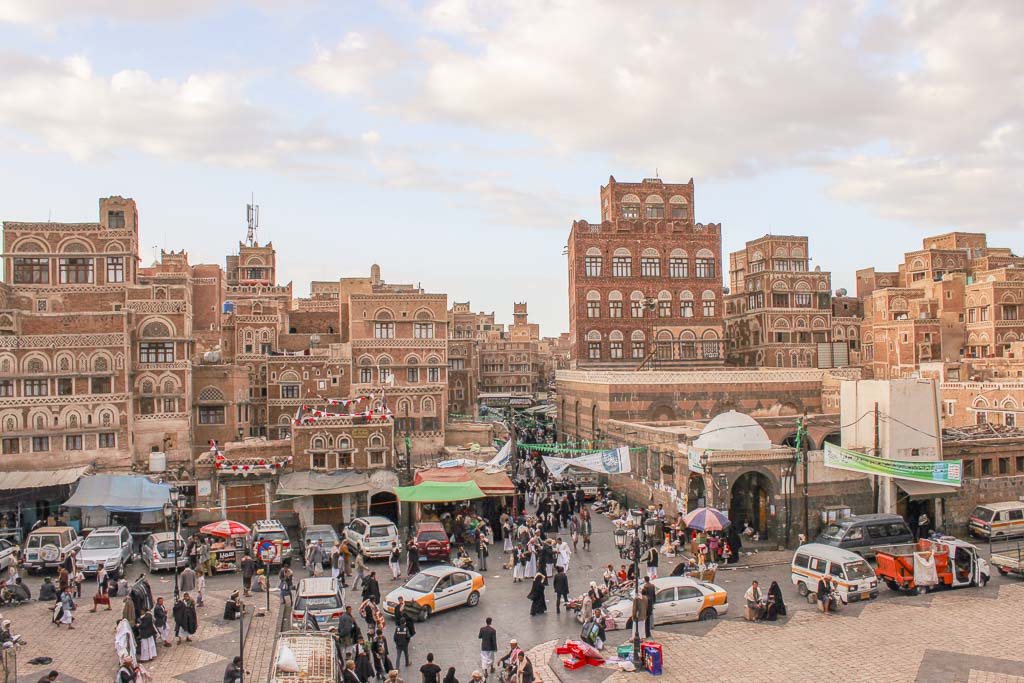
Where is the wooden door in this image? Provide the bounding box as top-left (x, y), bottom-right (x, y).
top-left (314, 495), bottom-right (346, 526)
top-left (225, 483), bottom-right (265, 526)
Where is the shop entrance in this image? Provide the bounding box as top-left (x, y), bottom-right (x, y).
top-left (225, 483), bottom-right (266, 526)
top-left (371, 491), bottom-right (400, 524)
top-left (730, 472), bottom-right (772, 538)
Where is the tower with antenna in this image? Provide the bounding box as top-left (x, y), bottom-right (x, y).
top-left (246, 195), bottom-right (259, 247)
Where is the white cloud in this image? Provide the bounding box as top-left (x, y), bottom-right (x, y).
top-left (0, 0), bottom-right (222, 24)
top-left (303, 0), bottom-right (1024, 231)
top-left (298, 32), bottom-right (402, 97)
top-left (0, 51), bottom-right (361, 169)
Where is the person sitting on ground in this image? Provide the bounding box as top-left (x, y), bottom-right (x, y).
top-left (816, 575), bottom-right (833, 614)
top-left (223, 590), bottom-right (243, 620)
top-left (38, 577), bottom-right (57, 602)
top-left (744, 580), bottom-right (764, 621)
top-left (9, 577), bottom-right (30, 603)
top-left (765, 580), bottom-right (787, 621)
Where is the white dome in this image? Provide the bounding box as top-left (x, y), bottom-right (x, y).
top-left (693, 410), bottom-right (772, 451)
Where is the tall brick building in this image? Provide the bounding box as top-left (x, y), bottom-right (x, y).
top-left (725, 235), bottom-right (838, 368)
top-left (567, 177), bottom-right (724, 368)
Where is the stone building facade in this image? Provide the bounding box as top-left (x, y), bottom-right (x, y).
top-left (567, 177), bottom-right (725, 368)
top-left (725, 235), bottom-right (836, 368)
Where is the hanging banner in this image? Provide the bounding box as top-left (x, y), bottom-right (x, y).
top-left (686, 447), bottom-right (705, 474)
top-left (543, 446), bottom-right (632, 477)
top-left (823, 442), bottom-right (962, 487)
top-left (487, 439), bottom-right (512, 467)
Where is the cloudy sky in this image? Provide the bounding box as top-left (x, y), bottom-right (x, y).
top-left (1, 0), bottom-right (1021, 335)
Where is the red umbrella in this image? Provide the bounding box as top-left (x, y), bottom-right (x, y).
top-left (683, 507), bottom-right (731, 532)
top-left (199, 520), bottom-right (251, 538)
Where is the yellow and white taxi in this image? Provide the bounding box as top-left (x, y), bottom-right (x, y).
top-left (383, 565), bottom-right (486, 622)
top-left (603, 577), bottom-right (728, 628)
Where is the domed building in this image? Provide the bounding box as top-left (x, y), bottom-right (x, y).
top-left (693, 410), bottom-right (773, 451)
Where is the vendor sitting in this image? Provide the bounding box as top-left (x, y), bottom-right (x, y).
top-left (252, 569), bottom-right (266, 593)
top-left (38, 577), bottom-right (57, 602)
top-left (223, 590), bottom-right (244, 620)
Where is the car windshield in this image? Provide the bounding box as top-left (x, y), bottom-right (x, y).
top-left (971, 507), bottom-right (995, 523)
top-left (404, 574), bottom-right (439, 593)
top-left (820, 524), bottom-right (846, 540)
top-left (83, 535), bottom-right (120, 550)
top-left (369, 526), bottom-right (392, 538)
top-left (305, 530), bottom-right (336, 542)
top-left (418, 531), bottom-right (447, 543)
top-left (258, 530), bottom-right (288, 541)
top-left (28, 534), bottom-right (59, 548)
top-left (295, 595), bottom-right (340, 611)
top-left (156, 540), bottom-right (185, 554)
top-left (844, 561), bottom-right (874, 581)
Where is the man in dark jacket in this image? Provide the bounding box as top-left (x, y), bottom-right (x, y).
top-left (223, 656), bottom-right (243, 683)
top-left (641, 578), bottom-right (656, 638)
top-left (552, 566), bottom-right (570, 614)
top-left (362, 571), bottom-right (381, 604)
top-left (817, 575), bottom-right (833, 613)
top-left (393, 612), bottom-right (415, 668)
top-left (478, 616), bottom-right (498, 675)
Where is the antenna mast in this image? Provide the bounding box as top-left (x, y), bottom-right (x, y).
top-left (246, 194), bottom-right (259, 247)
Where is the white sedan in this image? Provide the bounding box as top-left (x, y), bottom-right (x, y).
top-left (602, 577), bottom-right (729, 629)
top-left (383, 565), bottom-right (486, 622)
top-left (0, 539), bottom-right (18, 571)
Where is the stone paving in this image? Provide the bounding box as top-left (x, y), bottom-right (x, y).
top-left (528, 582), bottom-right (1024, 683)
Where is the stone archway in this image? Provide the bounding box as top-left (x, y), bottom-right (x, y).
top-left (782, 432), bottom-right (816, 450)
top-left (730, 471), bottom-right (773, 538)
top-left (822, 431), bottom-right (842, 447)
top-left (371, 491), bottom-right (399, 524)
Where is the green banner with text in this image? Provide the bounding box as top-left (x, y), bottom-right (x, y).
top-left (824, 442), bottom-right (962, 487)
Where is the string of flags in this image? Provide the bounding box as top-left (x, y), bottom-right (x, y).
top-left (293, 401), bottom-right (393, 426)
top-left (210, 440), bottom-right (294, 472)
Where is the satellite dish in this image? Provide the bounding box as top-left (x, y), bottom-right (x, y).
top-left (836, 288), bottom-right (848, 297)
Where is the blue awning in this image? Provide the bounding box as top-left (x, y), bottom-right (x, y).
top-left (63, 475), bottom-right (172, 513)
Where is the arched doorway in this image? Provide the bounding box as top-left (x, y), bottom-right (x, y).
top-left (371, 491), bottom-right (399, 524)
top-left (782, 432), bottom-right (816, 450)
top-left (687, 474), bottom-right (706, 511)
top-left (823, 432), bottom-right (841, 447)
top-left (730, 472), bottom-right (773, 538)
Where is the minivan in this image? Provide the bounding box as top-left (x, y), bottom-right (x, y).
top-left (22, 526), bottom-right (82, 574)
top-left (969, 501), bottom-right (1024, 540)
top-left (291, 577), bottom-right (345, 630)
top-left (344, 516), bottom-right (399, 559)
top-left (814, 513), bottom-right (914, 558)
top-left (791, 543), bottom-right (879, 603)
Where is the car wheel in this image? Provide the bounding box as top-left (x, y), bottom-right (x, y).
top-left (419, 606), bottom-right (432, 622)
top-left (979, 574), bottom-right (989, 588)
top-left (467, 591), bottom-right (480, 607)
top-left (914, 586), bottom-right (928, 595)
top-left (997, 567), bottom-right (1008, 576)
top-left (698, 608), bottom-right (717, 621)
top-left (885, 580), bottom-right (900, 591)
top-left (797, 582), bottom-right (808, 597)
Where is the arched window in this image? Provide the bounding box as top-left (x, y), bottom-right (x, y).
top-left (93, 355), bottom-right (109, 372)
top-left (141, 380), bottom-right (154, 394)
top-left (3, 417), bottom-right (14, 432)
top-left (163, 379), bottom-right (175, 394)
top-left (338, 437), bottom-right (351, 450)
top-left (26, 358), bottom-right (43, 374)
top-left (311, 436), bottom-right (326, 450)
top-left (142, 321), bottom-right (170, 338)
top-left (644, 195), bottom-right (664, 219)
top-left (101, 411), bottom-right (113, 427)
top-left (669, 195), bottom-right (689, 219)
top-left (35, 415), bottom-right (45, 430)
top-left (421, 397), bottom-right (435, 413)
top-left (198, 386), bottom-right (225, 401)
top-left (621, 194), bottom-right (640, 219)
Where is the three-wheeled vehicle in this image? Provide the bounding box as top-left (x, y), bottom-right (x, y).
top-left (874, 537), bottom-right (989, 595)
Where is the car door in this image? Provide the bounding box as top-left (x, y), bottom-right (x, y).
top-left (141, 537), bottom-right (153, 568)
top-left (445, 572), bottom-right (473, 607)
top-left (121, 528), bottom-right (132, 564)
top-left (0, 539), bottom-right (12, 569)
top-left (652, 586), bottom-right (678, 625)
top-left (675, 586), bottom-right (704, 621)
top-left (433, 575), bottom-right (455, 611)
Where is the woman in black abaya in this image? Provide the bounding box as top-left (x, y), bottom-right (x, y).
top-left (527, 572), bottom-right (547, 616)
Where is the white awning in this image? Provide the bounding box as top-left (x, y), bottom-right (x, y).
top-left (276, 471), bottom-right (370, 497)
top-left (894, 479), bottom-right (959, 500)
top-left (0, 466), bottom-right (90, 491)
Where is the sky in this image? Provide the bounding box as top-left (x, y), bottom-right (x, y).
top-left (0, 0), bottom-right (1021, 336)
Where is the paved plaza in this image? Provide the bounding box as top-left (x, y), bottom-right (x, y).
top-left (2, 512), bottom-right (1021, 682)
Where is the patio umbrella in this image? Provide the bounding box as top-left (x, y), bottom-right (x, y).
top-left (683, 507), bottom-right (731, 532)
top-left (199, 520), bottom-right (251, 538)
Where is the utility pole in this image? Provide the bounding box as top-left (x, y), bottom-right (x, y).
top-left (799, 416), bottom-right (809, 542)
top-left (873, 402), bottom-right (881, 514)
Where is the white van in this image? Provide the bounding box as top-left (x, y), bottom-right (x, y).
top-left (344, 516), bottom-right (399, 559)
top-left (969, 501), bottom-right (1024, 540)
top-left (791, 543), bottom-right (879, 603)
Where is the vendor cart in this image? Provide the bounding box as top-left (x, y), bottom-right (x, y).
top-left (199, 520), bottom-right (250, 574)
top-left (210, 543), bottom-right (242, 573)
top-left (874, 537), bottom-right (989, 594)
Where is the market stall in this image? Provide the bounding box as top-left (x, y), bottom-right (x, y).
top-left (199, 520), bottom-right (250, 573)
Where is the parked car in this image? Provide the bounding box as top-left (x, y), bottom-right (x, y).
top-left (414, 522), bottom-right (451, 563)
top-left (0, 538), bottom-right (19, 571)
top-left (969, 501), bottom-right (1024, 540)
top-left (22, 526), bottom-right (82, 574)
top-left (344, 516), bottom-right (399, 559)
top-left (253, 519), bottom-right (292, 565)
top-left (141, 532), bottom-right (187, 572)
top-left (814, 513), bottom-right (913, 558)
top-left (302, 525), bottom-right (341, 566)
top-left (600, 577), bottom-right (728, 629)
top-left (790, 543), bottom-right (879, 603)
top-left (79, 526), bottom-right (134, 578)
top-left (383, 565), bottom-right (485, 622)
top-left (291, 577), bottom-right (345, 630)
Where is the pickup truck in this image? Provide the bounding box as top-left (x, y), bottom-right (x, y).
top-left (990, 542), bottom-right (1024, 578)
top-left (272, 631), bottom-right (338, 683)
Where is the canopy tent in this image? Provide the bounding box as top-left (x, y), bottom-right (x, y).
top-left (894, 479), bottom-right (960, 500)
top-left (414, 466), bottom-right (515, 497)
top-left (395, 480), bottom-right (485, 503)
top-left (0, 466), bottom-right (89, 491)
top-left (63, 474), bottom-right (172, 513)
top-left (276, 470), bottom-right (370, 497)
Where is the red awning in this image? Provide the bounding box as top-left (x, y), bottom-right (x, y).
top-left (414, 467), bottom-right (471, 485)
top-left (414, 466), bottom-right (514, 497)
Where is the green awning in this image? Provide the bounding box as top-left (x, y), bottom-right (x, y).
top-left (395, 480), bottom-right (485, 503)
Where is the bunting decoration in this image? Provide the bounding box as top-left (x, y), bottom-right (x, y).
top-left (211, 438), bottom-right (294, 472)
top-left (292, 400), bottom-right (393, 426)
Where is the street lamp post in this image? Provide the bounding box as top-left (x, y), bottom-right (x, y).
top-left (699, 451), bottom-right (712, 508)
top-left (613, 509), bottom-right (659, 670)
top-left (164, 487), bottom-right (185, 601)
